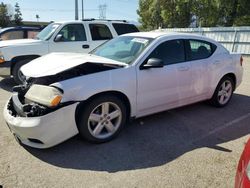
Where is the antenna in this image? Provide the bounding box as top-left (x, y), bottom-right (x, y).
top-left (98, 4), bottom-right (107, 19)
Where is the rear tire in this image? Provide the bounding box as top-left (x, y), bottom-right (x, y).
top-left (209, 76), bottom-right (234, 107)
top-left (77, 95), bottom-right (127, 143)
top-left (13, 59), bottom-right (32, 84)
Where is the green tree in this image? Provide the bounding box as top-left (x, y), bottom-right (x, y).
top-left (14, 2), bottom-right (22, 25)
top-left (138, 0), bottom-right (193, 29)
top-left (137, 0), bottom-right (162, 30)
top-left (191, 0), bottom-right (220, 27)
top-left (161, 0), bottom-right (193, 28)
top-left (218, 0), bottom-right (250, 26)
top-left (0, 2), bottom-right (11, 27)
top-left (137, 0), bottom-right (250, 29)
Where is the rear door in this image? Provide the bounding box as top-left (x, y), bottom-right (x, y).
top-left (87, 23), bottom-right (113, 51)
top-left (185, 39), bottom-right (216, 97)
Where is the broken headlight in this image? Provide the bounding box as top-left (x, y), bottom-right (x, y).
top-left (25, 84), bottom-right (63, 107)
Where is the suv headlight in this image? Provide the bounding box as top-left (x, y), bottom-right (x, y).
top-left (24, 84), bottom-right (63, 107)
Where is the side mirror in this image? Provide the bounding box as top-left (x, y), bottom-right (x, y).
top-left (141, 58), bottom-right (164, 70)
top-left (54, 34), bottom-right (63, 42)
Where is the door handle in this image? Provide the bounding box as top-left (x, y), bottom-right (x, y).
top-left (214, 60), bottom-right (221, 64)
top-left (82, 45), bottom-right (89, 49)
top-left (178, 66), bottom-right (189, 71)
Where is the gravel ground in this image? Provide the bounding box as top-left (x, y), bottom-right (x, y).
top-left (0, 56), bottom-right (249, 188)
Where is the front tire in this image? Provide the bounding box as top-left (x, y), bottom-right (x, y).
top-left (77, 95), bottom-right (127, 143)
top-left (210, 76), bottom-right (234, 107)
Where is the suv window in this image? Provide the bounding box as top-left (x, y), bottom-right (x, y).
top-left (186, 40), bottom-right (216, 60)
top-left (57, 24), bottom-right (86, 42)
top-left (1, 31), bottom-right (24, 40)
top-left (148, 40), bottom-right (185, 65)
top-left (27, 30), bottom-right (39, 39)
top-left (112, 23), bottom-right (139, 35)
top-left (89, 24), bottom-right (113, 40)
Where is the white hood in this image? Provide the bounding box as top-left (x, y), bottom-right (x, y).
top-left (0, 39), bottom-right (42, 47)
top-left (21, 53), bottom-right (127, 78)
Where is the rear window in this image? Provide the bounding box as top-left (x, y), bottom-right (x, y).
top-left (186, 40), bottom-right (217, 61)
top-left (112, 23), bottom-right (139, 35)
top-left (89, 24), bottom-right (113, 40)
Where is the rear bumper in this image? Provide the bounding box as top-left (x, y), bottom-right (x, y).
top-left (3, 97), bottom-right (79, 149)
top-left (236, 66), bottom-right (243, 88)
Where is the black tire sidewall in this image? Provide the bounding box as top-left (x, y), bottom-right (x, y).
top-left (77, 95), bottom-right (127, 143)
top-left (13, 59), bottom-right (31, 84)
top-left (210, 76), bottom-right (234, 107)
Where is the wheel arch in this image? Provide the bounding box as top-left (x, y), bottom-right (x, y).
top-left (75, 90), bottom-right (132, 123)
top-left (10, 55), bottom-right (40, 75)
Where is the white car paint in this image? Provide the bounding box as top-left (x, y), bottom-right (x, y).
top-left (4, 32), bottom-right (243, 148)
top-left (21, 53), bottom-right (127, 77)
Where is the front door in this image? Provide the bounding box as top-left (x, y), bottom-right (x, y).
top-left (136, 39), bottom-right (193, 114)
top-left (49, 23), bottom-right (90, 53)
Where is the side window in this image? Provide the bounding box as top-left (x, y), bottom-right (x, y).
top-left (112, 23), bottom-right (139, 35)
top-left (89, 24), bottom-right (113, 40)
top-left (187, 40), bottom-right (216, 60)
top-left (1, 31), bottom-right (24, 40)
top-left (57, 24), bottom-right (86, 42)
top-left (148, 40), bottom-right (185, 65)
top-left (27, 31), bottom-right (39, 39)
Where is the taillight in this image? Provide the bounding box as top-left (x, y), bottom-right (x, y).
top-left (240, 56), bottom-right (243, 66)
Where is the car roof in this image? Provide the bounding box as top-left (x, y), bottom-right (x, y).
top-left (124, 31), bottom-right (201, 38)
top-left (55, 19), bottom-right (130, 24)
top-left (123, 31), bottom-right (218, 44)
top-left (0, 26), bottom-right (41, 33)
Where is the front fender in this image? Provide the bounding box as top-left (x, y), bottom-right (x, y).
top-left (51, 67), bottom-right (137, 117)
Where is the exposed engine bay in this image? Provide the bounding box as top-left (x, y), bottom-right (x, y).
top-left (7, 62), bottom-right (122, 117)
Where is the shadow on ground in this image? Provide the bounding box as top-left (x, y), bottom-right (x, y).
top-left (24, 93), bottom-right (250, 172)
top-left (0, 77), bottom-right (15, 92)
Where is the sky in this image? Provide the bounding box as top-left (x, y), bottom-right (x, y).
top-left (3, 0), bottom-right (139, 22)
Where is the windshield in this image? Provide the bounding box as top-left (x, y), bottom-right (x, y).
top-left (36, 23), bottom-right (60, 40)
top-left (91, 36), bottom-right (152, 64)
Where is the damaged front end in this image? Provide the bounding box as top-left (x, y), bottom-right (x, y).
top-left (8, 62), bottom-right (121, 117)
top-left (4, 83), bottom-right (80, 148)
top-left (7, 84), bottom-right (64, 117)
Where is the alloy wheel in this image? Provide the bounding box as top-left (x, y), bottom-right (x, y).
top-left (87, 102), bottom-right (122, 139)
top-left (217, 80), bottom-right (233, 105)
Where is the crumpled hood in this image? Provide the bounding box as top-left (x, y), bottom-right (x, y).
top-left (21, 52), bottom-right (127, 78)
top-left (0, 39), bottom-right (42, 47)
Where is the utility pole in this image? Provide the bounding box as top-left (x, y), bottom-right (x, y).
top-left (36, 14), bottom-right (40, 22)
top-left (81, 0), bottom-right (84, 20)
top-left (98, 4), bottom-right (107, 19)
top-left (75, 0), bottom-right (79, 20)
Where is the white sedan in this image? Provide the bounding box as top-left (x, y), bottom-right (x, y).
top-left (3, 32), bottom-right (243, 148)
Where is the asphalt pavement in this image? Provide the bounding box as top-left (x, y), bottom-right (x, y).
top-left (0, 57), bottom-right (250, 188)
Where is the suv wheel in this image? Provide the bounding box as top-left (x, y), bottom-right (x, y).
top-left (77, 95), bottom-right (127, 143)
top-left (12, 59), bottom-right (32, 84)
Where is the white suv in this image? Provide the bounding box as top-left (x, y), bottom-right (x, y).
top-left (0, 19), bottom-right (139, 83)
